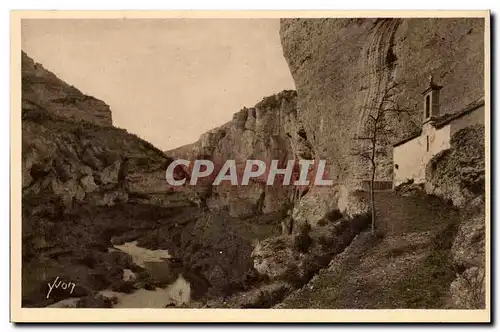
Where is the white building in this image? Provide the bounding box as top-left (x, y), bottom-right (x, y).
top-left (392, 77), bottom-right (484, 187)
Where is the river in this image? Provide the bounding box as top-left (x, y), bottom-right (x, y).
top-left (48, 241), bottom-right (192, 308)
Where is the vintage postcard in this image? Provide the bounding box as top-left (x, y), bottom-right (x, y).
top-left (10, 10), bottom-right (490, 323)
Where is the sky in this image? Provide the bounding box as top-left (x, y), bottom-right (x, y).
top-left (21, 19), bottom-right (295, 151)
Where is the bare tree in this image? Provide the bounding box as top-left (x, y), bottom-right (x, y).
top-left (353, 82), bottom-right (417, 236)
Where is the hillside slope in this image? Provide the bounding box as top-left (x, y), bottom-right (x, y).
top-left (22, 51), bottom-right (112, 126)
top-left (21, 53), bottom-right (199, 306)
top-left (278, 126), bottom-right (486, 309)
top-left (278, 191), bottom-right (461, 308)
top-left (21, 52), bottom-right (284, 307)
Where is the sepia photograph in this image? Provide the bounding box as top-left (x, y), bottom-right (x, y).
top-left (10, 10), bottom-right (490, 323)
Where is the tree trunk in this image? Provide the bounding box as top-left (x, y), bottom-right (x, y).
top-left (370, 166), bottom-right (376, 236)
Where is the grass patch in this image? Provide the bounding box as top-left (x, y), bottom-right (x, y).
top-left (393, 220), bottom-right (460, 308)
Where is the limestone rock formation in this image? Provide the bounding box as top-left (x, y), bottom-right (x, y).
top-left (22, 108), bottom-right (180, 213)
top-left (450, 208), bottom-right (485, 309)
top-left (425, 125), bottom-right (485, 207)
top-left (22, 51), bottom-right (113, 126)
top-left (280, 18), bottom-right (484, 190)
top-left (166, 90), bottom-right (310, 218)
top-left (450, 266), bottom-right (485, 309)
top-left (451, 213), bottom-right (485, 269)
top-left (291, 187), bottom-right (369, 229)
top-left (422, 125), bottom-right (485, 309)
top-left (251, 214), bottom-right (369, 286)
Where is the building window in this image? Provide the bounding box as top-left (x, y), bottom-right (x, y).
top-left (425, 94), bottom-right (431, 119)
top-left (426, 135), bottom-right (430, 152)
top-left (422, 75), bottom-right (442, 120)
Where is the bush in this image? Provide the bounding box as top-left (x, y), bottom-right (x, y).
top-left (293, 223), bottom-right (312, 253)
top-left (350, 214), bottom-right (371, 234)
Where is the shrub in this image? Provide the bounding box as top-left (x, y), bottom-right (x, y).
top-left (293, 223), bottom-right (312, 253)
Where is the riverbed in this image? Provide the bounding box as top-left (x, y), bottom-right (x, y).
top-left (105, 241), bottom-right (191, 307)
top-left (99, 274), bottom-right (190, 308)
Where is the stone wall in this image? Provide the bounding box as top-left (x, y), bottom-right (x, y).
top-left (393, 123), bottom-right (451, 186)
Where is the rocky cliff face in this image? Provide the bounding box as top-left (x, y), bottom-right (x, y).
top-left (166, 90), bottom-right (315, 218)
top-left (169, 17), bottom-right (485, 228)
top-left (166, 90), bottom-right (374, 307)
top-left (425, 125), bottom-right (485, 207)
top-left (22, 51), bottom-right (112, 127)
top-left (280, 18), bottom-right (484, 190)
top-left (425, 125), bottom-right (485, 308)
top-left (271, 18), bottom-right (486, 309)
top-left (171, 18), bottom-right (485, 224)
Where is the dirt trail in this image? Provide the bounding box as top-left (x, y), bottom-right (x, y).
top-left (278, 190), bottom-right (460, 309)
